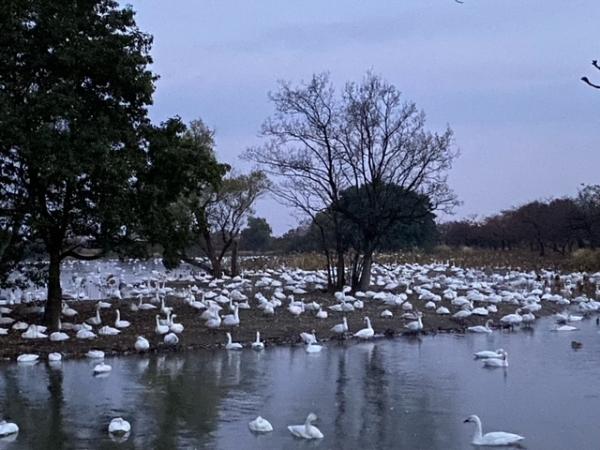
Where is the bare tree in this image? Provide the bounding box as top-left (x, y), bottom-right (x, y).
top-left (183, 170), bottom-right (270, 277)
top-left (246, 72), bottom-right (458, 290)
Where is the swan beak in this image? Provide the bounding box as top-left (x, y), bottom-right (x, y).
top-left (463, 419), bottom-right (470, 423)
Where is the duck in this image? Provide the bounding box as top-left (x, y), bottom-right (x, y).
top-left (0, 420), bottom-right (18, 437)
top-left (93, 362), bottom-right (112, 374)
top-left (483, 350), bottom-right (508, 368)
top-left (248, 416), bottom-right (273, 433)
top-left (169, 314), bottom-right (184, 334)
top-left (331, 317), bottom-right (348, 335)
top-left (135, 336), bottom-right (150, 352)
top-left (225, 332), bottom-right (242, 350)
top-left (154, 315), bottom-right (169, 335)
top-left (405, 312), bottom-right (423, 332)
top-left (354, 317), bottom-right (374, 340)
top-left (464, 415), bottom-right (524, 446)
top-left (108, 417), bottom-right (131, 435)
top-left (571, 340), bottom-right (583, 349)
top-left (114, 310), bottom-right (130, 329)
top-left (288, 412), bottom-right (324, 439)
top-left (474, 348), bottom-right (504, 359)
top-left (163, 332), bottom-right (179, 346)
top-left (468, 320), bottom-right (493, 334)
top-left (251, 331), bottom-right (265, 351)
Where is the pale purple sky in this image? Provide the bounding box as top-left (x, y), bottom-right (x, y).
top-left (127, 0), bottom-right (600, 235)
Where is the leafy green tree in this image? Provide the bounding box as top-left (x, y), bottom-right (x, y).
top-left (240, 217), bottom-right (273, 252)
top-left (0, 0), bottom-right (157, 328)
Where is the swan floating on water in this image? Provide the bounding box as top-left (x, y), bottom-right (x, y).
top-left (288, 413), bottom-right (324, 439)
top-left (474, 348), bottom-right (504, 359)
top-left (248, 416), bottom-right (273, 433)
top-left (464, 414), bottom-right (524, 446)
top-left (17, 353), bottom-right (39, 363)
top-left (48, 352), bottom-right (62, 362)
top-left (305, 343), bottom-right (323, 353)
top-left (251, 331), bottom-right (265, 351)
top-left (93, 362), bottom-right (112, 374)
top-left (483, 350), bottom-right (508, 368)
top-left (86, 350), bottom-right (105, 359)
top-left (225, 332), bottom-right (242, 350)
top-left (0, 420), bottom-right (18, 437)
top-left (108, 417), bottom-right (131, 435)
top-left (468, 319), bottom-right (493, 334)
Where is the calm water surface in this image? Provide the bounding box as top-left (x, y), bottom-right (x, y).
top-left (0, 317), bottom-right (599, 450)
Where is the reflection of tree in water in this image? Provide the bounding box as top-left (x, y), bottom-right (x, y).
top-left (333, 343), bottom-right (463, 450)
top-left (134, 354), bottom-right (227, 449)
top-left (0, 365), bottom-right (67, 450)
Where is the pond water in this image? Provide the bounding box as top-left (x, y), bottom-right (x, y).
top-left (0, 317), bottom-right (599, 450)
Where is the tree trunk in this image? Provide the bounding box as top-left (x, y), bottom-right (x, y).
top-left (335, 251), bottom-right (345, 290)
top-left (358, 252), bottom-right (373, 291)
top-left (211, 256), bottom-right (222, 278)
top-left (230, 239), bottom-right (239, 277)
top-left (44, 250), bottom-right (62, 331)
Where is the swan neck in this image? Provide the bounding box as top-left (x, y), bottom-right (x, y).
top-left (473, 417), bottom-right (483, 441)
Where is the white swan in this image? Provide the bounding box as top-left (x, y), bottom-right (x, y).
top-left (93, 362), bottom-right (112, 374)
top-left (48, 352), bottom-right (62, 362)
top-left (288, 412), bottom-right (324, 439)
top-left (483, 350), bottom-right (508, 368)
top-left (300, 330), bottom-right (317, 345)
top-left (155, 315), bottom-right (169, 335)
top-left (248, 416), bottom-right (273, 433)
top-left (223, 305), bottom-right (240, 327)
top-left (474, 348), bottom-right (504, 359)
top-left (0, 420), bottom-right (18, 437)
top-left (305, 343), bottom-right (323, 353)
top-left (135, 336), bottom-right (150, 352)
top-left (380, 309), bottom-right (393, 318)
top-left (354, 317), bottom-right (374, 339)
top-left (554, 325), bottom-right (577, 331)
top-left (169, 314), bottom-right (184, 334)
top-left (225, 332), bottom-right (242, 350)
top-left (464, 415), bottom-right (524, 446)
top-left (405, 312), bottom-right (423, 332)
top-left (163, 332), bottom-right (179, 346)
top-left (331, 317), bottom-right (348, 335)
top-left (17, 353), bottom-right (39, 363)
top-left (49, 331), bottom-right (70, 342)
top-left (76, 329), bottom-right (96, 340)
top-left (108, 417), bottom-right (131, 435)
top-left (251, 331), bottom-right (265, 351)
top-left (468, 319), bottom-right (493, 334)
top-left (206, 313), bottom-right (221, 329)
top-left (98, 325), bottom-right (120, 336)
top-left (86, 304), bottom-right (102, 326)
top-left (86, 349), bottom-right (105, 359)
top-left (114, 310), bottom-right (130, 329)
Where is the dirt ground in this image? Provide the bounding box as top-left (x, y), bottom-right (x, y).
top-left (0, 278), bottom-right (566, 361)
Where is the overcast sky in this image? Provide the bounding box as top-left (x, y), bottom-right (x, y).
top-left (127, 0), bottom-right (600, 235)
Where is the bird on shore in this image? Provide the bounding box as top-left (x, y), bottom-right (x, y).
top-left (251, 331), bottom-right (265, 351)
top-left (225, 332), bottom-right (242, 350)
top-left (331, 317), bottom-right (348, 336)
top-left (354, 317), bottom-right (374, 340)
top-left (135, 336), bottom-right (150, 352)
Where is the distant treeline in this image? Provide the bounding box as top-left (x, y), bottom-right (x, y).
top-left (241, 184), bottom-right (600, 258)
top-left (438, 185), bottom-right (600, 256)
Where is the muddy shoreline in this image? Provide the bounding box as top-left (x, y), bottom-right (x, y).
top-left (0, 285), bottom-right (566, 362)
